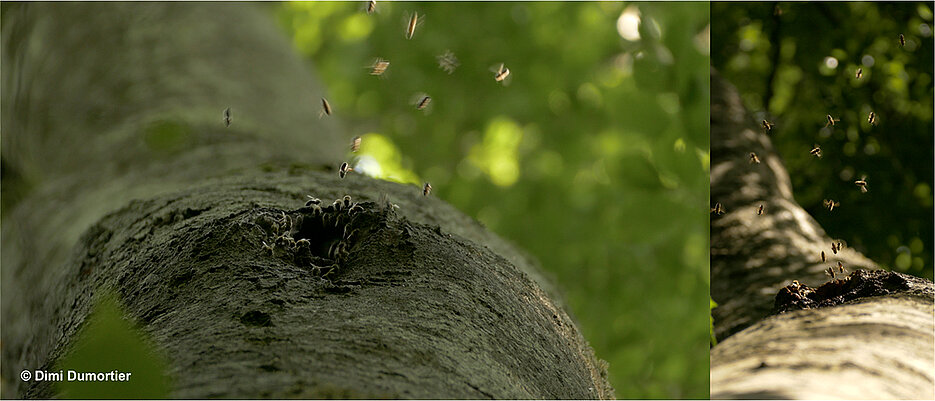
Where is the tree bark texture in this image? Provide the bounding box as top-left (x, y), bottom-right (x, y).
top-left (709, 70), bottom-right (934, 399)
top-left (1, 3), bottom-right (613, 399)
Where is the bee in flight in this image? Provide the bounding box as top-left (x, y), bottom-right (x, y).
top-left (823, 199), bottom-right (839, 212)
top-left (825, 266), bottom-right (836, 279)
top-left (710, 202), bottom-right (724, 216)
top-left (837, 261), bottom-right (847, 274)
top-left (899, 33), bottom-right (906, 47)
top-left (810, 144), bottom-right (822, 158)
top-left (223, 107), bottom-right (231, 127)
top-left (868, 111), bottom-right (877, 126)
top-left (366, 0), bottom-right (376, 15)
top-left (761, 120), bottom-right (775, 132)
top-left (820, 251), bottom-right (826, 263)
top-left (493, 63), bottom-right (511, 83)
top-left (423, 182), bottom-right (432, 196)
top-left (749, 152), bottom-right (761, 164)
top-left (416, 95), bottom-right (431, 111)
top-left (825, 114), bottom-right (840, 127)
top-left (854, 176), bottom-right (868, 193)
top-left (339, 162), bottom-right (354, 179)
top-left (831, 241), bottom-right (838, 254)
top-left (406, 12), bottom-right (422, 39)
top-left (369, 58), bottom-right (390, 76)
top-left (437, 50), bottom-right (459, 74)
top-left (320, 98), bottom-right (332, 118)
top-left (856, 67), bottom-right (863, 79)
top-left (756, 204), bottom-right (764, 216)
top-left (350, 136), bottom-right (362, 153)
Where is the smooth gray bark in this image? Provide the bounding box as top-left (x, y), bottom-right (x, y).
top-left (1, 3), bottom-right (612, 398)
top-left (709, 70), bottom-right (934, 399)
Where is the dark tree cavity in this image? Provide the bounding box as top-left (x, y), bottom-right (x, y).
top-left (709, 70), bottom-right (934, 399)
top-left (1, 3), bottom-right (612, 398)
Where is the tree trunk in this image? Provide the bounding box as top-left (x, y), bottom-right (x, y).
top-left (1, 3), bottom-right (613, 399)
top-left (709, 70), bottom-right (934, 399)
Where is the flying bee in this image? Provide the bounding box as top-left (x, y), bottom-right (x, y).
top-left (411, 93), bottom-right (432, 112)
top-left (854, 176), bottom-right (868, 193)
top-left (825, 114), bottom-right (840, 127)
top-left (823, 199), bottom-right (839, 212)
top-left (837, 261), bottom-right (847, 274)
top-left (868, 111), bottom-right (877, 126)
top-left (339, 162), bottom-right (354, 179)
top-left (366, 0), bottom-right (376, 15)
top-left (761, 120), bottom-right (775, 132)
top-left (837, 240), bottom-right (844, 251)
top-left (810, 144), bottom-right (822, 158)
top-left (436, 50), bottom-right (459, 74)
top-left (320, 97), bottom-right (332, 118)
top-left (899, 33), bottom-right (906, 47)
top-left (369, 58), bottom-right (390, 76)
top-left (305, 195), bottom-right (321, 207)
top-left (749, 152), bottom-right (761, 164)
top-left (831, 241), bottom-right (838, 254)
top-left (825, 266), bottom-right (836, 279)
top-left (423, 182), bottom-right (432, 196)
top-left (405, 12), bottom-right (422, 39)
top-left (711, 202), bottom-right (724, 215)
top-left (492, 63), bottom-right (511, 84)
top-left (756, 204), bottom-right (764, 216)
top-left (223, 107), bottom-right (231, 127)
top-left (856, 67), bottom-right (863, 79)
top-left (351, 136), bottom-right (362, 153)
top-left (820, 251), bottom-right (826, 263)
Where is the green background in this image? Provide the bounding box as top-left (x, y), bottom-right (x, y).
top-left (711, 2), bottom-right (934, 280)
top-left (277, 1), bottom-right (710, 398)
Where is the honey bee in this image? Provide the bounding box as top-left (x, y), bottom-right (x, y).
top-left (854, 176), bottom-right (868, 193)
top-left (711, 202), bottom-right (724, 215)
top-left (423, 182), bottom-right (432, 196)
top-left (825, 266), bottom-right (836, 279)
top-left (837, 261), bottom-right (847, 274)
top-left (899, 33), bottom-right (906, 47)
top-left (406, 12), bottom-right (421, 39)
top-left (761, 120), bottom-right (775, 132)
top-left (223, 107), bottom-right (231, 127)
top-left (820, 251), bottom-right (826, 263)
top-left (837, 240), bottom-right (844, 251)
top-left (493, 63), bottom-right (511, 83)
top-left (351, 136), bottom-right (362, 153)
top-left (831, 241), bottom-right (838, 254)
top-left (756, 204), bottom-right (764, 215)
top-left (825, 114), bottom-right (840, 127)
top-left (856, 67), bottom-right (863, 79)
top-left (370, 58), bottom-right (390, 76)
top-left (749, 152), bottom-right (761, 164)
top-left (343, 195), bottom-right (353, 209)
top-left (868, 111), bottom-right (877, 126)
top-left (366, 0), bottom-right (376, 15)
top-left (339, 162), bottom-right (354, 179)
top-left (415, 95), bottom-right (431, 111)
top-left (810, 144), bottom-right (822, 158)
top-left (320, 98), bottom-right (332, 118)
top-left (437, 50), bottom-right (459, 74)
top-left (305, 195), bottom-right (321, 207)
top-left (823, 199), bottom-right (839, 212)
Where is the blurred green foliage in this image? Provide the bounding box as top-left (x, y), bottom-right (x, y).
top-left (55, 293), bottom-right (171, 398)
top-left (278, 2), bottom-right (710, 397)
top-left (712, 2), bottom-right (934, 280)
